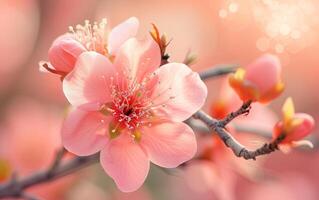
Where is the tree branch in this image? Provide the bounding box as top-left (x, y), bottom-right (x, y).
top-left (0, 154), bottom-right (99, 198)
top-left (193, 102), bottom-right (285, 160)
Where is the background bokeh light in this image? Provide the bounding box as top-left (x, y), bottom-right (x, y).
top-left (0, 0), bottom-right (318, 199)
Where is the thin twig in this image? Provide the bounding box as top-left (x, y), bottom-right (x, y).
top-left (218, 100), bottom-right (252, 127)
top-left (193, 102), bottom-right (284, 160)
top-left (199, 64), bottom-right (238, 80)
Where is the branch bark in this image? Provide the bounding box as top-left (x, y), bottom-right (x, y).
top-left (193, 101), bottom-right (284, 160)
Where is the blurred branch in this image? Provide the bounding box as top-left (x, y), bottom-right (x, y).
top-left (199, 64), bottom-right (238, 80)
top-left (193, 101), bottom-right (285, 160)
top-left (0, 153), bottom-right (99, 198)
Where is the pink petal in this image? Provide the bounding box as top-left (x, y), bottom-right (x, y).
top-left (62, 108), bottom-right (110, 156)
top-left (286, 113), bottom-right (315, 141)
top-left (140, 121), bottom-right (197, 168)
top-left (114, 37), bottom-right (161, 86)
top-left (150, 63), bottom-right (207, 121)
top-left (108, 17), bottom-right (139, 55)
top-left (245, 54), bottom-right (281, 93)
top-left (100, 134), bottom-right (149, 192)
top-left (63, 51), bottom-right (116, 108)
top-left (48, 34), bottom-right (86, 73)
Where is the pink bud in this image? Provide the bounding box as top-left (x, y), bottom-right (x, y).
top-left (273, 98), bottom-right (315, 148)
top-left (229, 54), bottom-right (284, 103)
top-left (48, 34), bottom-right (86, 74)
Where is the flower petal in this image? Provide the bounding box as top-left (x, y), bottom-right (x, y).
top-left (282, 97), bottom-right (295, 123)
top-left (150, 63), bottom-right (207, 121)
top-left (48, 34), bottom-right (86, 73)
top-left (108, 17), bottom-right (139, 55)
top-left (245, 54), bottom-right (282, 94)
top-left (63, 51), bottom-right (116, 108)
top-left (100, 134), bottom-right (149, 192)
top-left (140, 121), bottom-right (197, 168)
top-left (286, 113), bottom-right (315, 141)
top-left (113, 37), bottom-right (161, 86)
top-left (62, 108), bottom-right (110, 156)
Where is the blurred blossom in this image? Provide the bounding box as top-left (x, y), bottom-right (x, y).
top-left (67, 181), bottom-right (110, 200)
top-left (0, 0), bottom-right (40, 92)
top-left (68, 181), bottom-right (152, 200)
top-left (0, 99), bottom-right (75, 200)
top-left (242, 172), bottom-right (317, 200)
top-left (210, 79), bottom-right (241, 119)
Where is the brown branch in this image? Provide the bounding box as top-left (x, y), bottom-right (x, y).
top-left (218, 100), bottom-right (252, 127)
top-left (0, 154), bottom-right (99, 198)
top-left (193, 102), bottom-right (284, 160)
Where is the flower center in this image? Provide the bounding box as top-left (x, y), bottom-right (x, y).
top-left (110, 89), bottom-right (152, 130)
top-left (100, 73), bottom-right (176, 140)
top-left (69, 19), bottom-right (109, 55)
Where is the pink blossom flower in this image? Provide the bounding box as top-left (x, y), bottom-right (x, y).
top-left (61, 36), bottom-right (207, 192)
top-left (273, 97), bottom-right (315, 151)
top-left (229, 54), bottom-right (284, 103)
top-left (40, 17), bottom-right (139, 76)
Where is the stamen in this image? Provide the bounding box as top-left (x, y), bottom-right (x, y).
top-left (69, 18), bottom-right (109, 55)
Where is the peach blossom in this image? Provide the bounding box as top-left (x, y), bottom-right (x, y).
top-left (61, 36), bottom-right (207, 192)
top-left (210, 79), bottom-right (242, 119)
top-left (229, 54), bottom-right (284, 103)
top-left (40, 17), bottom-right (139, 76)
top-left (273, 97), bottom-right (315, 150)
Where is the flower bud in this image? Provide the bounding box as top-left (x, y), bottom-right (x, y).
top-left (229, 54), bottom-right (284, 103)
top-left (273, 97), bottom-right (315, 149)
top-left (48, 34), bottom-right (86, 74)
